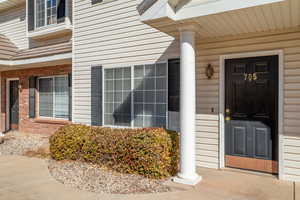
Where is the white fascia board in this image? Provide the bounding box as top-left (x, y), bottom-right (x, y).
top-left (175, 0), bottom-right (285, 20)
top-left (140, 0), bottom-right (176, 22)
top-left (0, 53), bottom-right (72, 66)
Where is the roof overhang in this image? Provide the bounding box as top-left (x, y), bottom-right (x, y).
top-left (0, 52), bottom-right (72, 71)
top-left (0, 52), bottom-right (72, 66)
top-left (139, 0), bottom-right (285, 22)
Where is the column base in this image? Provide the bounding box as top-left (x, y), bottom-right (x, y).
top-left (173, 174), bottom-right (202, 185)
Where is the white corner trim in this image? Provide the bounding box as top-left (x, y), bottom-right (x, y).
top-left (218, 50), bottom-right (284, 180)
top-left (0, 53), bottom-right (72, 66)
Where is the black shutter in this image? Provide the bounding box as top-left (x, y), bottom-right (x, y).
top-left (168, 59), bottom-right (180, 112)
top-left (68, 73), bottom-right (72, 121)
top-left (57, 0), bottom-right (66, 23)
top-left (29, 76), bottom-right (37, 118)
top-left (91, 0), bottom-right (103, 5)
top-left (28, 0), bottom-right (35, 31)
top-left (91, 66), bottom-right (103, 126)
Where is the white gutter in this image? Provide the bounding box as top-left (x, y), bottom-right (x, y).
top-left (0, 52), bottom-right (72, 66)
top-left (140, 0), bottom-right (284, 22)
top-left (175, 0), bottom-right (285, 20)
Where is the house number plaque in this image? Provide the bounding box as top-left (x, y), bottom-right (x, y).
top-left (244, 73), bottom-right (258, 81)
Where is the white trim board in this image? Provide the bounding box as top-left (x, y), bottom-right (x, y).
top-left (0, 53), bottom-right (72, 66)
top-left (218, 50), bottom-right (284, 179)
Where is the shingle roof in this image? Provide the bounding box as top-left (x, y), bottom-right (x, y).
top-left (0, 34), bottom-right (71, 62)
top-left (13, 41), bottom-right (72, 60)
top-left (0, 34), bottom-right (18, 60)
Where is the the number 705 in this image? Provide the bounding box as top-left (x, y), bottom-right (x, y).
top-left (244, 73), bottom-right (258, 81)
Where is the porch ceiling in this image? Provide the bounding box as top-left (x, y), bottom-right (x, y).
top-left (144, 0), bottom-right (300, 39)
top-left (191, 0), bottom-right (300, 38)
top-left (0, 0), bottom-right (25, 12)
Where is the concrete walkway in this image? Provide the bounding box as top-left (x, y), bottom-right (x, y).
top-left (0, 156), bottom-right (297, 200)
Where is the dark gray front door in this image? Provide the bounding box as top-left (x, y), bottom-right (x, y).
top-left (225, 56), bottom-right (278, 174)
top-left (9, 80), bottom-right (19, 130)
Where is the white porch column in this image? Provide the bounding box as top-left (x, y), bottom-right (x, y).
top-left (173, 25), bottom-right (201, 185)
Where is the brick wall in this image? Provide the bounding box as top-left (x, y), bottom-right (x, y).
top-left (1, 64), bottom-right (71, 135)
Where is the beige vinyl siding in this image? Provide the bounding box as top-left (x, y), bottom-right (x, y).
top-left (73, 0), bottom-right (179, 124)
top-left (0, 6), bottom-right (28, 50)
top-left (196, 114), bottom-right (219, 168)
top-left (196, 29), bottom-right (300, 180)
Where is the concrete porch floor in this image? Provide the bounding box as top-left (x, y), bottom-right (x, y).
top-left (0, 155), bottom-right (297, 200)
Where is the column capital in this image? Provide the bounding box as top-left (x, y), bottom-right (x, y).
top-left (177, 22), bottom-right (199, 33)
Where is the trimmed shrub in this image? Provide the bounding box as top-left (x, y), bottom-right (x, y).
top-left (49, 124), bottom-right (179, 179)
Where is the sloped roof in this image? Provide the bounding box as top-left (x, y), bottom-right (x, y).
top-left (0, 35), bottom-right (71, 63)
top-left (0, 34), bottom-right (18, 60)
top-left (13, 42), bottom-right (72, 60)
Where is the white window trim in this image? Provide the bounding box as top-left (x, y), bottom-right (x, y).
top-left (37, 75), bottom-right (69, 120)
top-left (34, 0), bottom-right (67, 30)
top-left (102, 62), bottom-right (169, 129)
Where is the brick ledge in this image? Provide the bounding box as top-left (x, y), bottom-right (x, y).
top-left (34, 118), bottom-right (71, 125)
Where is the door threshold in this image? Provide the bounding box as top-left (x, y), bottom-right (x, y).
top-left (222, 167), bottom-right (278, 178)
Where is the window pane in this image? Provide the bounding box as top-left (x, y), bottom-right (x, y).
top-left (54, 76), bottom-right (69, 119)
top-left (134, 65), bottom-right (144, 78)
top-left (156, 63), bottom-right (167, 76)
top-left (145, 78), bottom-right (155, 90)
top-left (133, 63), bottom-right (167, 128)
top-left (39, 78), bottom-right (53, 117)
top-left (47, 0), bottom-right (57, 25)
top-left (145, 64), bottom-right (155, 77)
top-left (134, 78), bottom-right (143, 90)
top-left (36, 0), bottom-right (45, 28)
top-left (104, 67), bottom-right (132, 127)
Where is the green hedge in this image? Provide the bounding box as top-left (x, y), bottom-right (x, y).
top-left (49, 124), bottom-right (179, 179)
